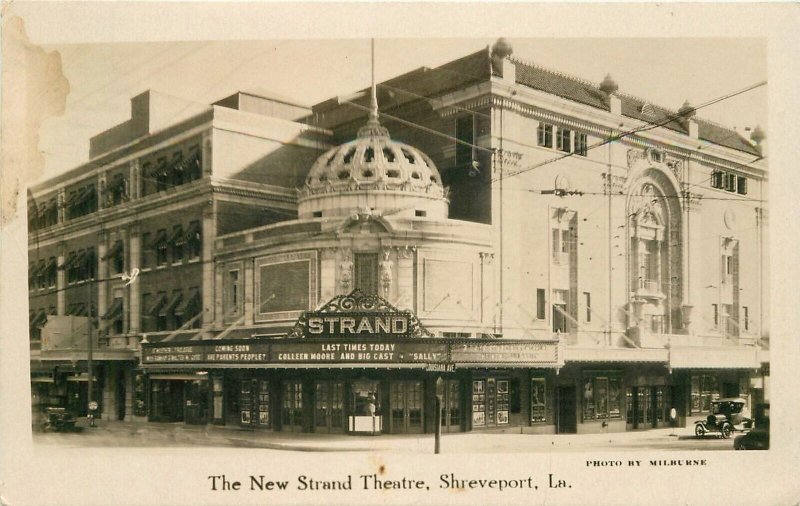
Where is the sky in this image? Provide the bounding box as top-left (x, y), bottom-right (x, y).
top-left (34, 37), bottom-right (767, 179)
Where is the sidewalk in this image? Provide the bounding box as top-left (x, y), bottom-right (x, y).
top-left (47, 418), bottom-right (696, 453)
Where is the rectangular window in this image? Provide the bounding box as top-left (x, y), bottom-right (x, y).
top-left (47, 257), bottom-right (57, 288)
top-left (156, 291), bottom-right (168, 331)
top-left (721, 254), bottom-right (733, 285)
top-left (530, 378), bottom-right (546, 423)
top-left (574, 132), bottom-right (588, 156)
top-left (743, 306), bottom-right (749, 331)
top-left (711, 170), bottom-right (723, 189)
top-left (141, 232), bottom-right (151, 269)
top-left (187, 221), bottom-right (201, 260)
top-left (691, 375), bottom-right (720, 414)
top-left (156, 229), bottom-right (168, 266)
top-left (171, 151), bottom-right (184, 187)
top-left (536, 288), bottom-right (546, 320)
top-left (712, 303), bottom-right (719, 327)
top-left (584, 292), bottom-right (591, 322)
top-left (552, 290), bottom-right (569, 333)
top-left (188, 145), bottom-right (202, 181)
top-left (737, 176), bottom-right (748, 195)
top-left (556, 127), bottom-right (571, 153)
top-left (171, 225), bottom-right (184, 264)
top-left (455, 116), bottom-right (475, 165)
top-left (552, 228), bottom-right (569, 264)
top-left (537, 123), bottom-right (553, 148)
top-left (354, 253), bottom-right (379, 294)
top-left (725, 173), bottom-right (737, 192)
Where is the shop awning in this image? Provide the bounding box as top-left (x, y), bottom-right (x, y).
top-left (69, 303), bottom-right (88, 317)
top-left (102, 298), bottom-right (124, 320)
top-left (149, 373), bottom-right (209, 381)
top-left (669, 346), bottom-right (761, 369)
top-left (31, 376), bottom-right (55, 383)
top-left (159, 292), bottom-right (183, 317)
top-left (66, 373), bottom-right (99, 382)
top-left (168, 226), bottom-right (185, 245)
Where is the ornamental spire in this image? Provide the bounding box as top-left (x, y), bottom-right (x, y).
top-left (358, 38), bottom-right (390, 138)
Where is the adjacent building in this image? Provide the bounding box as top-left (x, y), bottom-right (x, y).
top-left (30, 40), bottom-right (769, 435)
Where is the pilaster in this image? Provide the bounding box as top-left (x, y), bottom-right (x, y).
top-left (128, 222), bottom-right (141, 335)
top-left (203, 200), bottom-right (217, 327)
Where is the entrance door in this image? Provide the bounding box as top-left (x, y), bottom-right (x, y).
top-left (436, 379), bottom-right (462, 432)
top-left (281, 381), bottom-right (303, 431)
top-left (390, 381), bottom-right (424, 433)
top-left (314, 381), bottom-right (344, 433)
top-left (150, 380), bottom-right (184, 422)
top-left (556, 386), bottom-right (577, 433)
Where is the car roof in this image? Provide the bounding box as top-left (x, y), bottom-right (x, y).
top-left (714, 398), bottom-right (747, 403)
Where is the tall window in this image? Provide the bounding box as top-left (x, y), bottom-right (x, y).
top-left (536, 288), bottom-right (546, 320)
top-left (721, 254), bottom-right (734, 285)
top-left (537, 123), bottom-right (553, 148)
top-left (455, 116), bottom-right (474, 165)
top-left (712, 303), bottom-right (719, 327)
top-left (552, 228), bottom-right (569, 264)
top-left (584, 292), bottom-right (591, 322)
top-left (141, 232), bottom-right (151, 269)
top-left (354, 253), bottom-right (379, 294)
top-left (226, 269), bottom-right (241, 315)
top-left (556, 127), bottom-right (571, 152)
top-left (552, 290), bottom-right (568, 333)
top-left (187, 221), bottom-right (201, 260)
top-left (155, 229), bottom-right (168, 266)
top-left (743, 306), bottom-right (749, 331)
top-left (582, 374), bottom-right (622, 421)
top-left (171, 225), bottom-right (184, 264)
top-left (574, 132), bottom-right (588, 156)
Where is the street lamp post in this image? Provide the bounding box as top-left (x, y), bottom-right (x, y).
top-left (86, 274), bottom-right (96, 427)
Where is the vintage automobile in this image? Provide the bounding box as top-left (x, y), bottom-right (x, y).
top-left (42, 407), bottom-right (77, 432)
top-left (694, 398), bottom-right (752, 439)
top-left (734, 403), bottom-right (769, 450)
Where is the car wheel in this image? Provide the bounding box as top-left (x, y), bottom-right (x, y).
top-left (695, 424), bottom-right (705, 438)
top-left (721, 423), bottom-right (732, 439)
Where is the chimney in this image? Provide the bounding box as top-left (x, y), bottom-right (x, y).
top-left (490, 38), bottom-right (515, 82)
top-left (599, 74), bottom-right (621, 115)
top-left (678, 100), bottom-right (699, 139)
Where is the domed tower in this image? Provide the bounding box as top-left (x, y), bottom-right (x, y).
top-left (298, 74), bottom-right (448, 220)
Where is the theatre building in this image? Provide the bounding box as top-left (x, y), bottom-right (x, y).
top-left (32, 39), bottom-right (769, 435)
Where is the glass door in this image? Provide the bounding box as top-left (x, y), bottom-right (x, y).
top-left (314, 381), bottom-right (344, 433)
top-left (436, 379), bottom-right (461, 432)
top-left (389, 381), bottom-right (424, 433)
top-left (281, 381), bottom-right (303, 432)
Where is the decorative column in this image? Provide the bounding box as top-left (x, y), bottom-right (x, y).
top-left (56, 242), bottom-right (66, 315)
top-left (97, 172), bottom-right (107, 210)
top-left (129, 159), bottom-right (141, 200)
top-left (202, 131), bottom-right (213, 176)
top-left (243, 259), bottom-right (254, 326)
top-left (57, 189), bottom-right (66, 224)
top-left (128, 222), bottom-right (141, 335)
top-left (396, 246), bottom-right (414, 309)
top-left (96, 230), bottom-right (108, 332)
top-left (379, 248), bottom-right (394, 299)
top-left (202, 200), bottom-right (216, 328)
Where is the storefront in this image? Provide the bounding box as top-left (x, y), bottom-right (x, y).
top-left (139, 292), bottom-right (564, 435)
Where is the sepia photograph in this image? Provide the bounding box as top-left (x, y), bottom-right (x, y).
top-left (2, 3), bottom-right (799, 505)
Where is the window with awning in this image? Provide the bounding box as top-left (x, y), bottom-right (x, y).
top-left (148, 293), bottom-right (168, 316)
top-left (174, 289), bottom-right (200, 316)
top-left (103, 240), bottom-right (124, 274)
top-left (29, 308), bottom-right (47, 327)
top-left (159, 292), bottom-right (183, 317)
top-left (102, 298), bottom-right (124, 320)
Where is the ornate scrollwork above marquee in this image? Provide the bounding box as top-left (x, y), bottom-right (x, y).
top-left (287, 289), bottom-right (435, 339)
top-left (627, 148), bottom-right (684, 184)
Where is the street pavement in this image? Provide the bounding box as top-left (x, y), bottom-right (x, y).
top-left (33, 418), bottom-right (739, 452)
